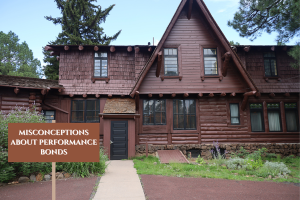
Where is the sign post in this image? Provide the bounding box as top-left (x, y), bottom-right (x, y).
top-left (8, 123), bottom-right (100, 200)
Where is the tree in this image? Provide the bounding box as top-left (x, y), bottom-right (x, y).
top-left (229, 41), bottom-right (241, 45)
top-left (43, 0), bottom-right (121, 79)
top-left (228, 0), bottom-right (300, 68)
top-left (0, 31), bottom-right (42, 78)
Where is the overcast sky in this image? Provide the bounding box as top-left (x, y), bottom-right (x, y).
top-left (0, 0), bottom-right (298, 70)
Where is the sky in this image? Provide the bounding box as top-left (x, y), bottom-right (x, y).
top-left (0, 0), bottom-right (298, 71)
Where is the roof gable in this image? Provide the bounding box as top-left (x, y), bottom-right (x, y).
top-left (130, 0), bottom-right (258, 97)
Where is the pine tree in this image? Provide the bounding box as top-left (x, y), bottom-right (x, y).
top-left (43, 0), bottom-right (121, 79)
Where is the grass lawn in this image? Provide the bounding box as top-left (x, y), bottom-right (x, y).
top-left (133, 155), bottom-right (300, 183)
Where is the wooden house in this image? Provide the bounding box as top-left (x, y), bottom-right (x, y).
top-left (1, 0), bottom-right (299, 159)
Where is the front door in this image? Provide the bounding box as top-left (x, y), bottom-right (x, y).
top-left (110, 121), bottom-right (128, 160)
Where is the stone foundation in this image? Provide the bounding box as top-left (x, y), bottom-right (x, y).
top-left (135, 143), bottom-right (300, 159)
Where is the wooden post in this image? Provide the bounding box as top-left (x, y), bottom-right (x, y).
top-left (52, 120), bottom-right (56, 200)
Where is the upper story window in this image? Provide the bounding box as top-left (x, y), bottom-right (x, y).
top-left (250, 103), bottom-right (264, 132)
top-left (267, 103), bottom-right (282, 132)
top-left (264, 52), bottom-right (277, 77)
top-left (204, 48), bottom-right (218, 75)
top-left (285, 103), bottom-right (298, 132)
top-left (71, 100), bottom-right (100, 123)
top-left (94, 52), bottom-right (108, 77)
top-left (230, 103), bottom-right (240, 125)
top-left (43, 110), bottom-right (55, 123)
top-left (143, 100), bottom-right (166, 125)
top-left (173, 99), bottom-right (196, 130)
top-left (164, 48), bottom-right (178, 76)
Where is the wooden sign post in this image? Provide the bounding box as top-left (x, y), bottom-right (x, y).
top-left (52, 120), bottom-right (56, 200)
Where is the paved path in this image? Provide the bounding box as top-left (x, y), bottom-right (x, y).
top-left (94, 160), bottom-right (145, 200)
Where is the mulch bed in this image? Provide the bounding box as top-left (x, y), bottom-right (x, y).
top-left (0, 177), bottom-right (98, 200)
top-left (140, 175), bottom-right (300, 200)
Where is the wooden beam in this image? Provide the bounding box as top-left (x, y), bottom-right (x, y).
top-left (78, 45), bottom-right (84, 51)
top-left (69, 94), bottom-right (74, 98)
top-left (83, 94), bottom-right (87, 98)
top-left (244, 46), bottom-right (250, 52)
top-left (255, 92), bottom-right (261, 98)
top-left (172, 93), bottom-right (176, 98)
top-left (271, 46), bottom-right (275, 51)
top-left (108, 94), bottom-right (112, 98)
top-left (148, 93), bottom-right (152, 98)
top-left (14, 87), bottom-right (19, 95)
top-left (230, 92), bottom-right (236, 97)
top-left (135, 91), bottom-right (139, 111)
top-left (220, 92), bottom-right (226, 97)
top-left (148, 47), bottom-right (152, 52)
top-left (41, 89), bottom-right (47, 96)
top-left (56, 56), bottom-right (60, 61)
top-left (187, 0), bottom-right (193, 20)
top-left (50, 51), bottom-right (59, 56)
top-left (284, 93), bottom-right (290, 97)
top-left (156, 51), bottom-right (162, 77)
top-left (110, 46), bottom-right (115, 52)
top-left (94, 46), bottom-right (99, 51)
top-left (64, 46), bottom-right (69, 51)
top-left (221, 52), bottom-right (232, 77)
top-left (209, 93), bottom-right (214, 97)
top-left (127, 46), bottom-right (133, 52)
top-left (135, 47), bottom-right (140, 53)
top-left (159, 93), bottom-right (163, 98)
top-left (58, 89), bottom-right (62, 93)
top-left (44, 46), bottom-right (57, 51)
top-left (95, 94), bottom-right (100, 98)
top-left (231, 46), bottom-right (237, 52)
top-left (120, 95), bottom-right (125, 98)
top-left (269, 93), bottom-right (275, 98)
top-left (183, 93), bottom-right (189, 98)
top-left (198, 93), bottom-right (203, 98)
top-left (241, 91), bottom-right (257, 111)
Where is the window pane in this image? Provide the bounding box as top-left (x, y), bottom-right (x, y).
top-left (155, 112), bottom-right (166, 124)
top-left (86, 111), bottom-right (98, 122)
top-left (165, 57), bottom-right (177, 65)
top-left (71, 111), bottom-right (84, 122)
top-left (285, 103), bottom-right (297, 108)
top-left (204, 57), bottom-right (218, 75)
top-left (174, 114), bottom-right (184, 129)
top-left (286, 110), bottom-right (298, 131)
top-left (143, 100), bottom-right (149, 113)
top-left (204, 48), bottom-right (216, 55)
top-left (250, 104), bottom-right (262, 109)
top-left (264, 52), bottom-right (275, 57)
top-left (102, 60), bottom-right (107, 67)
top-left (231, 117), bottom-right (239, 124)
top-left (185, 100), bottom-right (195, 114)
top-left (172, 49), bottom-right (177, 55)
top-left (251, 112), bottom-right (263, 131)
top-left (264, 59), bottom-right (271, 76)
top-left (186, 114), bottom-right (196, 129)
top-left (270, 59), bottom-right (277, 76)
top-left (144, 100), bottom-right (154, 124)
top-left (267, 103), bottom-right (279, 109)
top-left (101, 70), bottom-right (107, 77)
top-left (173, 100), bottom-right (184, 114)
top-left (100, 52), bottom-right (107, 57)
top-left (155, 100), bottom-right (165, 112)
top-left (95, 52), bottom-right (99, 57)
top-left (230, 104), bottom-right (239, 124)
top-left (72, 101), bottom-right (84, 111)
top-left (268, 111), bottom-right (281, 131)
top-left (86, 100), bottom-right (99, 111)
top-left (45, 115), bottom-right (54, 120)
top-left (45, 111), bottom-right (55, 116)
top-left (164, 49), bottom-right (169, 55)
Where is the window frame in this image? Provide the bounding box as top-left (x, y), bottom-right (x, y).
top-left (71, 99), bottom-right (100, 123)
top-left (94, 52), bottom-right (108, 78)
top-left (173, 99), bottom-right (197, 130)
top-left (203, 48), bottom-right (218, 76)
top-left (163, 48), bottom-right (178, 76)
top-left (229, 103), bottom-right (240, 125)
top-left (143, 99), bottom-right (166, 125)
top-left (267, 103), bottom-right (282, 132)
top-left (249, 103), bottom-right (265, 132)
top-left (43, 110), bottom-right (56, 123)
top-left (263, 52), bottom-right (278, 77)
top-left (284, 103), bottom-right (299, 132)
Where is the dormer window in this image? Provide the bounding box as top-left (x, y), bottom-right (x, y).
top-left (94, 52), bottom-right (107, 77)
top-left (164, 48), bottom-right (178, 76)
top-left (264, 52), bottom-right (277, 77)
top-left (204, 48), bottom-right (218, 75)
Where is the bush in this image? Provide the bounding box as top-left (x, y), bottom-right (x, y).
top-left (196, 155), bottom-right (205, 164)
top-left (256, 161), bottom-right (291, 178)
top-left (226, 157), bottom-right (248, 170)
top-left (211, 141), bottom-right (227, 166)
top-left (0, 150), bottom-right (15, 182)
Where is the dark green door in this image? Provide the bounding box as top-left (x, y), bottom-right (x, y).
top-left (110, 121), bottom-right (128, 160)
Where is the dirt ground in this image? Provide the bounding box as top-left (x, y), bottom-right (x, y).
top-left (0, 177), bottom-right (98, 200)
top-left (140, 175), bottom-right (300, 200)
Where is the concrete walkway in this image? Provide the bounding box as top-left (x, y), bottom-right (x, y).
top-left (93, 160), bottom-right (145, 200)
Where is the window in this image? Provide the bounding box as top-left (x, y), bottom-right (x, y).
top-left (164, 48), bottom-right (178, 76)
top-left (204, 48), bottom-right (218, 75)
top-left (250, 103), bottom-right (264, 132)
top-left (143, 100), bottom-right (166, 125)
top-left (94, 52), bottom-right (108, 77)
top-left (285, 103), bottom-right (298, 132)
top-left (173, 99), bottom-right (196, 130)
top-left (230, 104), bottom-right (240, 125)
top-left (267, 103), bottom-right (282, 132)
top-left (264, 52), bottom-right (277, 77)
top-left (71, 100), bottom-right (100, 123)
top-left (43, 111), bottom-right (55, 123)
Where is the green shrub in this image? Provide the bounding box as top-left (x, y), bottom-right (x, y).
top-left (0, 151), bottom-right (15, 182)
top-left (256, 161), bottom-right (291, 178)
top-left (226, 157), bottom-right (248, 170)
top-left (196, 155), bottom-right (205, 165)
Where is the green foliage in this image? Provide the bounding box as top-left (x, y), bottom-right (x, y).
top-left (256, 161), bottom-right (291, 178)
top-left (247, 148), bottom-right (267, 161)
top-left (231, 146), bottom-right (250, 158)
top-left (59, 148), bottom-right (108, 178)
top-left (43, 0), bottom-right (121, 79)
top-left (288, 44), bottom-right (300, 69)
top-left (229, 40), bottom-right (240, 45)
top-left (196, 155), bottom-right (205, 165)
top-left (0, 150), bottom-right (15, 183)
top-left (0, 31), bottom-right (42, 78)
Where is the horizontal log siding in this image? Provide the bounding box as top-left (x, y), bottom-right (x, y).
top-left (237, 50), bottom-right (300, 93)
top-left (139, 5), bottom-right (248, 94)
